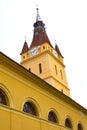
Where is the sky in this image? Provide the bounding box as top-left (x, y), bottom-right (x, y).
top-left (0, 0), bottom-right (87, 108)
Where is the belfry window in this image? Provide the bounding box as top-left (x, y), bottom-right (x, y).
top-left (48, 111), bottom-right (57, 123)
top-left (43, 46), bottom-right (45, 49)
top-left (39, 63), bottom-right (42, 74)
top-left (55, 65), bottom-right (58, 75)
top-left (23, 102), bottom-right (36, 116)
top-left (60, 69), bottom-right (63, 79)
top-left (0, 91), bottom-right (7, 105)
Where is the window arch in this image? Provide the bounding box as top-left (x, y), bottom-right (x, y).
top-left (65, 118), bottom-right (72, 128)
top-left (78, 123), bottom-right (83, 130)
top-left (23, 101), bottom-right (38, 116)
top-left (0, 84), bottom-right (13, 107)
top-left (0, 91), bottom-right (7, 105)
top-left (48, 111), bottom-right (58, 123)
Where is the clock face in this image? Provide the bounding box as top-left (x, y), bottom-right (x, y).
top-left (29, 46), bottom-right (40, 57)
top-left (52, 49), bottom-right (58, 57)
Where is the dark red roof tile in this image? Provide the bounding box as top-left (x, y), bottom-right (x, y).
top-left (20, 41), bottom-right (28, 55)
top-left (55, 44), bottom-right (63, 58)
top-left (30, 21), bottom-right (53, 49)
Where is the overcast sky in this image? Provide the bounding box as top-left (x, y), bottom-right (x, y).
top-left (0, 0), bottom-right (87, 108)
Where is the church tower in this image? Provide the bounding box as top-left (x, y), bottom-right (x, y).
top-left (20, 9), bottom-right (70, 96)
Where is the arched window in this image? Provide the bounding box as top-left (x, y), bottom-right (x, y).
top-left (39, 63), bottom-right (42, 74)
top-left (55, 65), bottom-right (58, 75)
top-left (0, 91), bottom-right (7, 105)
top-left (23, 102), bottom-right (37, 116)
top-left (43, 46), bottom-right (45, 49)
top-left (60, 69), bottom-right (63, 79)
top-left (78, 123), bottom-right (83, 130)
top-left (65, 118), bottom-right (72, 128)
top-left (48, 111), bottom-right (57, 123)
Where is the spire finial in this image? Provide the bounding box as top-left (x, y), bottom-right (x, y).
top-left (36, 8), bottom-right (41, 22)
top-left (36, 7), bottom-right (39, 13)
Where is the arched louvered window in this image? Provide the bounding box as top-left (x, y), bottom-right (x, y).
top-left (48, 111), bottom-right (57, 123)
top-left (23, 102), bottom-right (37, 116)
top-left (78, 123), bottom-right (83, 130)
top-left (65, 118), bottom-right (72, 128)
top-left (0, 91), bottom-right (7, 105)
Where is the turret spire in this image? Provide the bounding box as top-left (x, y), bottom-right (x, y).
top-left (55, 43), bottom-right (63, 58)
top-left (20, 38), bottom-right (28, 55)
top-left (36, 8), bottom-right (41, 22)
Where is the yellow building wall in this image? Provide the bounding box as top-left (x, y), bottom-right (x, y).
top-left (45, 77), bottom-right (70, 96)
top-left (0, 104), bottom-right (87, 130)
top-left (0, 106), bottom-right (10, 130)
top-left (0, 61), bottom-right (87, 130)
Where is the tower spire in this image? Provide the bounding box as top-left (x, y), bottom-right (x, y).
top-left (29, 9), bottom-right (53, 48)
top-left (36, 8), bottom-right (41, 22)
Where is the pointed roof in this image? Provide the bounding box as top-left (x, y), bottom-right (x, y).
top-left (20, 40), bottom-right (28, 54)
top-left (36, 8), bottom-right (41, 22)
top-left (29, 8), bottom-right (53, 49)
top-left (55, 44), bottom-right (63, 58)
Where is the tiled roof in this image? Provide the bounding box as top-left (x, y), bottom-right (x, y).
top-left (55, 44), bottom-right (63, 58)
top-left (30, 21), bottom-right (53, 49)
top-left (20, 40), bottom-right (28, 54)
